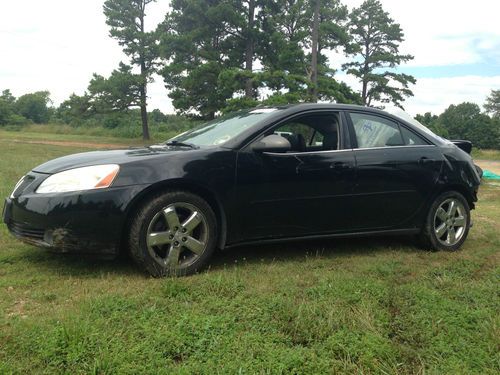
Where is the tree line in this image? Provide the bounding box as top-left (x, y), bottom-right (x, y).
top-left (1, 85), bottom-right (498, 149)
top-left (416, 97), bottom-right (500, 150)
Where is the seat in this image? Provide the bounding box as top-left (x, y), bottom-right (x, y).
top-left (323, 132), bottom-right (338, 150)
top-left (295, 134), bottom-right (306, 152)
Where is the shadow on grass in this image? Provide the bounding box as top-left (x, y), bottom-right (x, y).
top-left (17, 249), bottom-right (141, 278)
top-left (19, 234), bottom-right (422, 277)
top-left (212, 235), bottom-right (421, 267)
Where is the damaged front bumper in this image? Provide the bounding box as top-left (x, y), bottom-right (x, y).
top-left (3, 181), bottom-right (145, 257)
top-left (3, 197), bottom-right (120, 257)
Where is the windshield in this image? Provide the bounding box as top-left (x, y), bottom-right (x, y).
top-left (168, 108), bottom-right (279, 147)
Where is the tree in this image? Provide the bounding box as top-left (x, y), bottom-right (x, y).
top-left (257, 0), bottom-right (310, 104)
top-left (438, 102), bottom-right (499, 149)
top-left (15, 91), bottom-right (51, 124)
top-left (1, 89), bottom-right (15, 106)
top-left (160, 0), bottom-right (268, 118)
top-left (484, 89), bottom-right (500, 118)
top-left (57, 64), bottom-right (145, 126)
top-left (308, 0), bottom-right (352, 102)
top-left (103, 0), bottom-right (159, 140)
top-left (415, 112), bottom-right (438, 126)
top-left (0, 90), bottom-right (16, 125)
top-left (160, 0), bottom-right (359, 117)
top-left (310, 0), bottom-right (320, 101)
top-left (343, 0), bottom-right (415, 108)
top-left (259, 0), bottom-right (359, 105)
top-left (57, 93), bottom-right (93, 124)
top-left (88, 63), bottom-right (144, 113)
top-left (211, 0), bottom-right (263, 101)
top-left (159, 0), bottom-right (237, 119)
top-left (415, 112), bottom-right (448, 138)
top-left (242, 0), bottom-right (257, 98)
top-left (150, 108), bottom-right (168, 123)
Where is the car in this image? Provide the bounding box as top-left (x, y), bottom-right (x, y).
top-left (3, 104), bottom-right (482, 277)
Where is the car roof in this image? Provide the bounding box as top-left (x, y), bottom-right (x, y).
top-left (257, 103), bottom-right (390, 113)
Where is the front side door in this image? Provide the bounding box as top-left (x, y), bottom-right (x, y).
top-left (233, 112), bottom-right (356, 242)
top-left (346, 111), bottom-right (444, 230)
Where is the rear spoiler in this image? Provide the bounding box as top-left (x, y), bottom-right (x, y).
top-left (451, 140), bottom-right (472, 154)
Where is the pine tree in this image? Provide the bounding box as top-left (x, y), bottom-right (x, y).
top-left (343, 0), bottom-right (415, 108)
top-left (103, 0), bottom-right (159, 139)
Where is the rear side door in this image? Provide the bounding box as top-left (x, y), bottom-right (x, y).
top-left (232, 111), bottom-right (356, 242)
top-left (346, 111), bottom-right (444, 230)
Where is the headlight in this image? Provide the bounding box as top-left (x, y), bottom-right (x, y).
top-left (36, 164), bottom-right (120, 194)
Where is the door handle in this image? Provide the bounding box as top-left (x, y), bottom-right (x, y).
top-left (418, 157), bottom-right (435, 165)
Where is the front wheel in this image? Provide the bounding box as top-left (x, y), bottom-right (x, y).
top-left (129, 191), bottom-right (217, 277)
top-left (419, 191), bottom-right (470, 251)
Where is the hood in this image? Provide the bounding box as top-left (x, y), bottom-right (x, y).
top-left (32, 145), bottom-right (194, 174)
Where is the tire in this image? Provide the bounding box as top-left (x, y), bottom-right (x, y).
top-left (419, 191), bottom-right (471, 251)
top-left (129, 191), bottom-right (218, 277)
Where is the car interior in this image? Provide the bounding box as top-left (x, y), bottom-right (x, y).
top-left (273, 114), bottom-right (340, 152)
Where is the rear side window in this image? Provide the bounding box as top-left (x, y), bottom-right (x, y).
top-left (349, 113), bottom-right (404, 148)
top-left (400, 126), bottom-right (429, 145)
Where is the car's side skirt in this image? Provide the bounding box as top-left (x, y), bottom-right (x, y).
top-left (223, 228), bottom-right (421, 249)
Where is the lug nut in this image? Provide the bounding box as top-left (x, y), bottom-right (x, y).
top-left (174, 226), bottom-right (179, 231)
top-left (182, 237), bottom-right (187, 242)
top-left (169, 234), bottom-right (174, 240)
top-left (182, 228), bottom-right (187, 233)
top-left (174, 241), bottom-right (180, 246)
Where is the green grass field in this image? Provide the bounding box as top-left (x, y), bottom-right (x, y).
top-left (0, 133), bottom-right (499, 374)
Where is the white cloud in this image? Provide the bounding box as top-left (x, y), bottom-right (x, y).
top-left (337, 73), bottom-right (500, 116)
top-left (343, 0), bottom-right (500, 67)
top-left (334, 0), bottom-right (500, 115)
top-left (0, 0), bottom-right (171, 110)
top-left (402, 75), bottom-right (500, 115)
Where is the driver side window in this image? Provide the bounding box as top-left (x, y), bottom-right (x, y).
top-left (272, 114), bottom-right (340, 152)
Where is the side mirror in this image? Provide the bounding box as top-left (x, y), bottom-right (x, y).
top-left (253, 134), bottom-right (292, 153)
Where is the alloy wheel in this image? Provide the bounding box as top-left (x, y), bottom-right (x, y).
top-left (146, 202), bottom-right (208, 269)
top-left (433, 198), bottom-right (467, 246)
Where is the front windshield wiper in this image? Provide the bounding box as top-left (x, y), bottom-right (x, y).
top-left (164, 140), bottom-right (199, 149)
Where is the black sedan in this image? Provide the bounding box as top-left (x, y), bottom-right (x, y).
top-left (3, 104), bottom-right (482, 276)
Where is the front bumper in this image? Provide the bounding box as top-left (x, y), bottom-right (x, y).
top-left (3, 175), bottom-right (146, 257)
top-left (3, 199), bottom-right (49, 247)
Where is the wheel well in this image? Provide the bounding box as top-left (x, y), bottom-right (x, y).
top-left (119, 181), bottom-right (228, 254)
top-left (436, 184), bottom-right (475, 209)
top-left (415, 184), bottom-right (475, 231)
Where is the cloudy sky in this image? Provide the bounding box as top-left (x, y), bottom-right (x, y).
top-left (1, 0), bottom-right (499, 116)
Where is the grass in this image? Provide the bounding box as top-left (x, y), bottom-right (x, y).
top-left (472, 148), bottom-right (500, 161)
top-left (0, 121), bottom-right (190, 145)
top-left (0, 127), bottom-right (158, 147)
top-left (0, 133), bottom-right (499, 374)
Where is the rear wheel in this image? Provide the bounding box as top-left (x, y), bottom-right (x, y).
top-left (419, 191), bottom-right (470, 251)
top-left (129, 191), bottom-right (217, 277)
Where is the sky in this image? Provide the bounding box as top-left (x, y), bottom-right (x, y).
top-left (1, 0), bottom-right (499, 116)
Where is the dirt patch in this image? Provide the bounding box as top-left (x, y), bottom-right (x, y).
top-left (12, 139), bottom-right (127, 149)
top-left (475, 160), bottom-right (500, 175)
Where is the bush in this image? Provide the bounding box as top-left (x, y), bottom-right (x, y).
top-left (15, 91), bottom-right (51, 123)
top-left (8, 114), bottom-right (31, 126)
